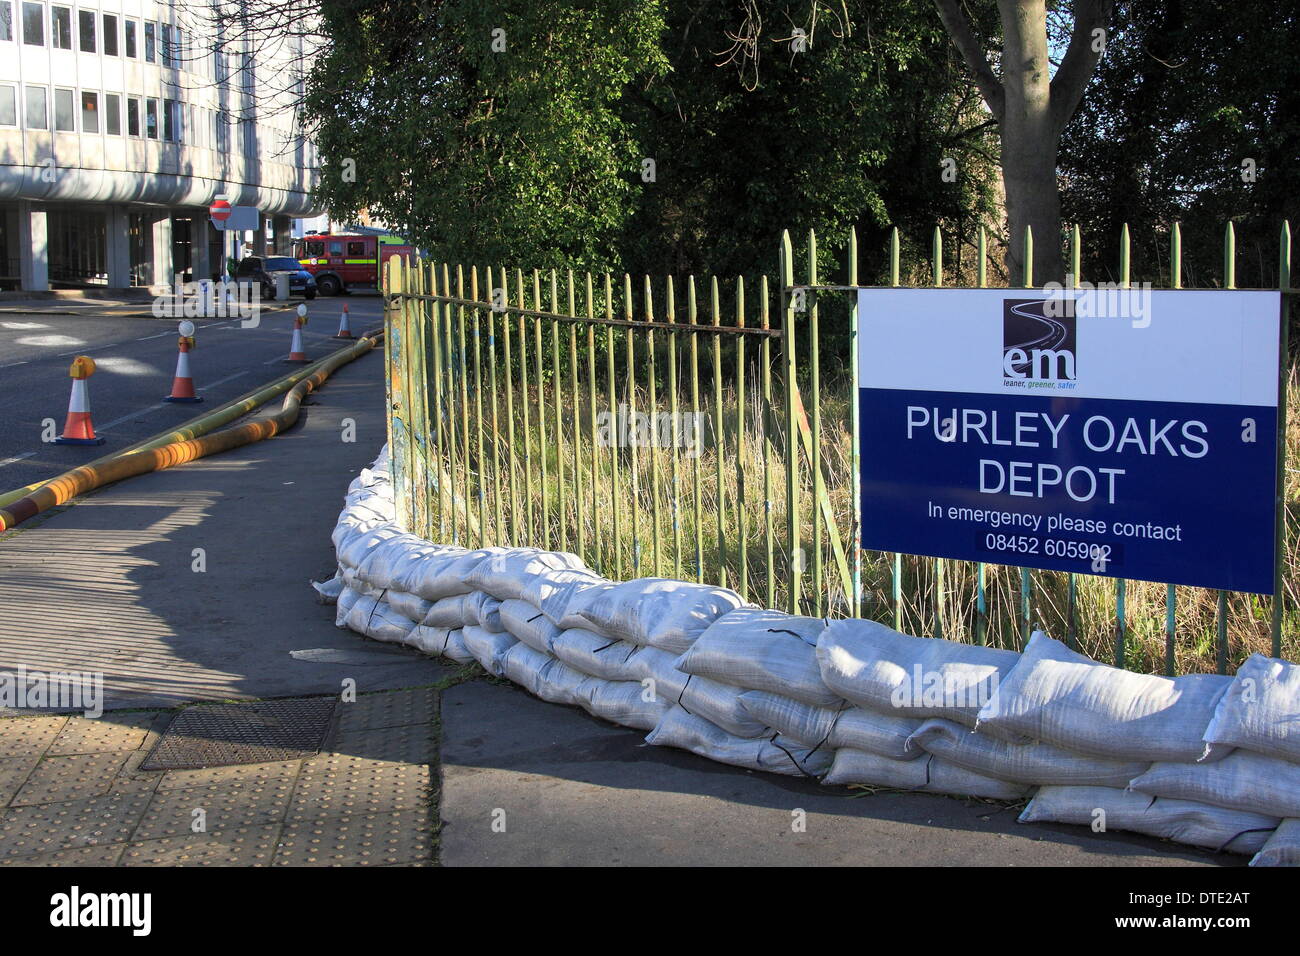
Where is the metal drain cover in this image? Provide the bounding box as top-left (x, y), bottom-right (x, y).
top-left (142, 698), bottom-right (338, 770)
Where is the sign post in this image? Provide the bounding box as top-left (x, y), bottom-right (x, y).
top-left (856, 287), bottom-right (1282, 594)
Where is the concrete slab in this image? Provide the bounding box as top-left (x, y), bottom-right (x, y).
top-left (438, 680), bottom-right (1238, 867)
top-left (0, 350), bottom-right (453, 711)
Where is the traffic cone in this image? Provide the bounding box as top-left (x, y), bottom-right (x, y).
top-left (334, 302), bottom-right (353, 339)
top-left (54, 356), bottom-right (106, 445)
top-left (163, 335), bottom-right (203, 403)
top-left (283, 309), bottom-right (310, 363)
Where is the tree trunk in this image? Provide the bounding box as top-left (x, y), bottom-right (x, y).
top-left (998, 0), bottom-right (1064, 285)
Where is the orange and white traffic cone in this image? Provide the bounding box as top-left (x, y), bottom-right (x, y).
top-left (163, 327), bottom-right (203, 404)
top-left (284, 306), bottom-right (310, 363)
top-left (334, 302), bottom-right (353, 339)
top-left (54, 355), bottom-right (106, 445)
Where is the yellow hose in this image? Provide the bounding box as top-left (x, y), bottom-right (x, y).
top-left (0, 330), bottom-right (382, 532)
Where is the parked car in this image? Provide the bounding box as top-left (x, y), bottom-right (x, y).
top-left (235, 256), bottom-right (318, 300)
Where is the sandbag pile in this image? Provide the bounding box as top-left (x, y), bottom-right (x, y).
top-left (321, 446), bottom-right (1298, 865)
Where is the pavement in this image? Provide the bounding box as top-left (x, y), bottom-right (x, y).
top-left (0, 300), bottom-right (1244, 866)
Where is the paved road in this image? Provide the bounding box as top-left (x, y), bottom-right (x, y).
top-left (0, 293), bottom-right (385, 492)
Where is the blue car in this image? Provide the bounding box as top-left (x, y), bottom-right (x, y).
top-left (236, 256), bottom-right (318, 300)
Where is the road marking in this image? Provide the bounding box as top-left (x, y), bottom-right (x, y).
top-left (97, 402), bottom-right (168, 433)
top-left (0, 360), bottom-right (29, 369)
top-left (55, 342), bottom-right (117, 357)
top-left (137, 331), bottom-right (172, 340)
top-left (0, 451), bottom-right (37, 469)
top-left (198, 370), bottom-right (250, 390)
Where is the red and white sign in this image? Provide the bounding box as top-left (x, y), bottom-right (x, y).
top-left (209, 199), bottom-right (232, 223)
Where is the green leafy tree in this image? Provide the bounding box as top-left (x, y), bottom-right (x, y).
top-left (305, 0), bottom-right (1001, 282)
top-left (1057, 0), bottom-right (1300, 287)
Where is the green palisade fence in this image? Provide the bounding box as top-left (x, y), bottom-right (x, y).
top-left (383, 221), bottom-right (1297, 676)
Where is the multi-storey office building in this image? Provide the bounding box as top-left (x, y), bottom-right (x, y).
top-left (0, 0), bottom-right (318, 291)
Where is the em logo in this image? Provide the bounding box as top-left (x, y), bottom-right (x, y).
top-left (1003, 298), bottom-right (1077, 382)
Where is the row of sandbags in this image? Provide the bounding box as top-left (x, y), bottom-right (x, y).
top-left (320, 447), bottom-right (1298, 866)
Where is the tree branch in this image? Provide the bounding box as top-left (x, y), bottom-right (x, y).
top-left (933, 0), bottom-right (1005, 119)
top-left (1049, 0), bottom-right (1115, 131)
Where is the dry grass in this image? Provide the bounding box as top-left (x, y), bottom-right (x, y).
top-left (403, 321), bottom-right (1299, 675)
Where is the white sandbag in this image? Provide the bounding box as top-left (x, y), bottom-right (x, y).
top-left (738, 691), bottom-right (843, 749)
top-left (385, 589), bottom-right (433, 624)
top-left (499, 599), bottom-right (562, 653)
top-left (560, 577), bottom-right (748, 654)
top-left (646, 706), bottom-right (833, 778)
top-left (343, 595), bottom-right (417, 644)
top-left (1128, 750), bottom-right (1300, 820)
top-left (384, 543), bottom-right (462, 594)
top-left (461, 625), bottom-right (518, 677)
top-left (501, 642), bottom-right (586, 706)
top-left (828, 707), bottom-right (925, 760)
top-left (823, 748), bottom-right (1028, 798)
top-left (335, 585), bottom-right (365, 626)
top-left (312, 573), bottom-right (344, 605)
top-left (976, 631), bottom-right (1233, 762)
top-left (517, 567), bottom-right (610, 624)
top-left (673, 608), bottom-right (837, 706)
top-left (421, 594), bottom-right (472, 629)
top-left (408, 625), bottom-right (476, 664)
top-left (354, 533), bottom-right (427, 590)
top-left (624, 645), bottom-right (690, 704)
top-left (1251, 818), bottom-right (1300, 866)
top-left (737, 693), bottom-right (921, 759)
top-left (336, 525), bottom-right (404, 572)
top-left (577, 678), bottom-right (672, 731)
top-left (464, 549), bottom-right (589, 601)
top-left (401, 547), bottom-right (506, 602)
top-left (907, 718), bottom-right (1150, 787)
top-left (551, 628), bottom-right (642, 682)
top-left (818, 618), bottom-right (1018, 726)
top-left (464, 591), bottom-right (506, 632)
top-left (1203, 654), bottom-right (1300, 764)
top-left (677, 674), bottom-right (769, 738)
top-left (1019, 785), bottom-right (1276, 855)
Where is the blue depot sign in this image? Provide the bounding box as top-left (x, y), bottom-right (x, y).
top-left (856, 288), bottom-right (1282, 594)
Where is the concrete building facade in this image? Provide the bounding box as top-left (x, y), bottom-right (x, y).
top-left (0, 0), bottom-right (319, 291)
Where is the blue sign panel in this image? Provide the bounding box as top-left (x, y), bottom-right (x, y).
top-left (857, 288), bottom-right (1282, 594)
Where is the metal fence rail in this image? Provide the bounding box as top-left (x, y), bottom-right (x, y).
top-left (383, 221), bottom-right (1297, 676)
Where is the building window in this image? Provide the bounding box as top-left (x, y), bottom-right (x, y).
top-left (25, 85), bottom-right (47, 128)
top-left (104, 92), bottom-right (119, 134)
top-left (102, 12), bottom-right (115, 54)
top-left (80, 90), bottom-right (97, 133)
top-left (21, 1), bottom-right (40, 44)
top-left (0, 1), bottom-right (13, 41)
top-left (0, 85), bottom-right (16, 126)
top-left (76, 7), bottom-right (92, 51)
top-left (145, 97), bottom-right (158, 139)
top-left (163, 97), bottom-right (176, 141)
top-left (126, 95), bottom-right (139, 136)
top-left (51, 5), bottom-right (70, 48)
top-left (123, 17), bottom-right (135, 56)
top-left (143, 20), bottom-right (153, 61)
top-left (160, 22), bottom-right (170, 65)
top-left (53, 87), bottom-right (73, 131)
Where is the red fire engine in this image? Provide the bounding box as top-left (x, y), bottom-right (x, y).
top-left (291, 233), bottom-right (414, 296)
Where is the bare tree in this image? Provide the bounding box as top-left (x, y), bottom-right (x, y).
top-left (935, 0), bottom-right (1114, 282)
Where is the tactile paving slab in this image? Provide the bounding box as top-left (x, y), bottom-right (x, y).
top-left (142, 698), bottom-right (338, 771)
